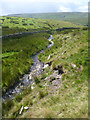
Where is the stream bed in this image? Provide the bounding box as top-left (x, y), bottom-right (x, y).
top-left (2, 35), bottom-right (54, 102)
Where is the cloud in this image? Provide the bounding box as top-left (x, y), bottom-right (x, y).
top-left (0, 0), bottom-right (89, 15)
top-left (77, 5), bottom-right (88, 12)
top-left (57, 0), bottom-right (89, 12)
top-left (1, 0), bottom-right (89, 3)
top-left (57, 6), bottom-right (72, 12)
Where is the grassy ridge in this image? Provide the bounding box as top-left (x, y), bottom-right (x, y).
top-left (3, 29), bottom-right (88, 118)
top-left (8, 12), bottom-right (88, 26)
top-left (2, 33), bottom-right (50, 93)
top-left (1, 16), bottom-right (82, 35)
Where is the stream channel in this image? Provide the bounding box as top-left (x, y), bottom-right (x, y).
top-left (2, 35), bottom-right (54, 102)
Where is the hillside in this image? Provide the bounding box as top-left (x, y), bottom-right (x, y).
top-left (2, 28), bottom-right (88, 118)
top-left (1, 16), bottom-right (83, 36)
top-left (8, 12), bottom-right (88, 26)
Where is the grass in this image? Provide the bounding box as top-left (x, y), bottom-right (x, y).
top-left (9, 12), bottom-right (88, 26)
top-left (2, 14), bottom-right (88, 118)
top-left (2, 28), bottom-right (88, 118)
top-left (2, 51), bottom-right (21, 58)
top-left (2, 32), bottom-right (50, 93)
top-left (1, 16), bottom-right (83, 35)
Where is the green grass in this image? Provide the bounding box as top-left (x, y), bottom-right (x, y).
top-left (2, 15), bottom-right (88, 118)
top-left (2, 51), bottom-right (21, 58)
top-left (9, 12), bottom-right (88, 26)
top-left (2, 32), bottom-right (50, 93)
top-left (1, 16), bottom-right (83, 35)
top-left (3, 28), bottom-right (88, 118)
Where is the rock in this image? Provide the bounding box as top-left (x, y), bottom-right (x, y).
top-left (28, 74), bottom-right (32, 80)
top-left (24, 106), bottom-right (29, 110)
top-left (56, 75), bottom-right (62, 79)
top-left (36, 64), bottom-right (41, 70)
top-left (8, 95), bottom-right (11, 97)
top-left (43, 64), bottom-right (48, 69)
top-left (65, 36), bottom-right (69, 40)
top-left (62, 51), bottom-right (66, 55)
top-left (53, 65), bottom-right (64, 74)
top-left (72, 64), bottom-right (76, 68)
top-left (47, 60), bottom-right (53, 66)
top-left (31, 86), bottom-right (34, 90)
top-left (47, 55), bottom-right (50, 60)
top-left (19, 106), bottom-right (24, 114)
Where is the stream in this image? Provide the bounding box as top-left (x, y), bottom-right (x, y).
top-left (2, 35), bottom-right (54, 102)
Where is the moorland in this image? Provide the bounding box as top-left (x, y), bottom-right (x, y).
top-left (1, 13), bottom-right (88, 118)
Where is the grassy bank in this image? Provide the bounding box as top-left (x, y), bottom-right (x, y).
top-left (2, 32), bottom-right (50, 93)
top-left (3, 28), bottom-right (88, 118)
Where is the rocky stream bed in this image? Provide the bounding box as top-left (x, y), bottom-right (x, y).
top-left (2, 35), bottom-right (54, 101)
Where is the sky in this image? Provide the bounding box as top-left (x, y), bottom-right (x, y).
top-left (0, 0), bottom-right (89, 15)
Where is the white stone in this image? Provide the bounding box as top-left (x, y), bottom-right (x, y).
top-left (28, 74), bottom-right (32, 80)
top-left (24, 106), bottom-right (29, 110)
top-left (47, 55), bottom-right (50, 60)
top-left (72, 64), bottom-right (76, 68)
top-left (43, 64), bottom-right (48, 69)
top-left (31, 86), bottom-right (34, 90)
top-left (19, 106), bottom-right (24, 114)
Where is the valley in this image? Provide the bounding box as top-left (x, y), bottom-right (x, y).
top-left (1, 14), bottom-right (88, 118)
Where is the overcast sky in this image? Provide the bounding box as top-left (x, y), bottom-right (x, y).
top-left (0, 0), bottom-right (89, 15)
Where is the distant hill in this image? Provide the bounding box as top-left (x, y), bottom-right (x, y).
top-left (8, 12), bottom-right (88, 26)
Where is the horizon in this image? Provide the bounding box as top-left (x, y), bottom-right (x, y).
top-left (2, 12), bottom-right (88, 17)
